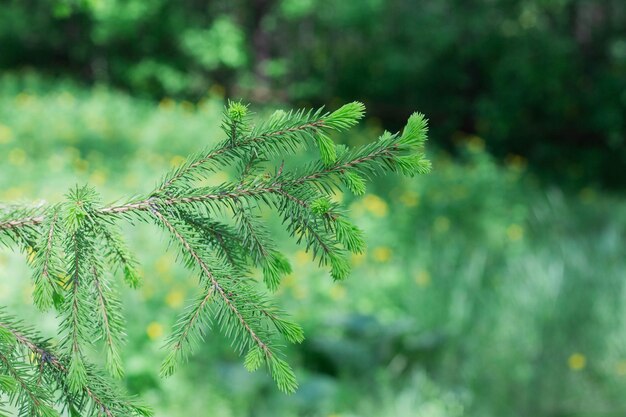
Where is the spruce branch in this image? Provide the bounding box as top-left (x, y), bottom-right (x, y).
top-left (97, 225), bottom-right (142, 289)
top-left (29, 207), bottom-right (64, 311)
top-left (0, 101), bottom-right (430, 408)
top-left (0, 311), bottom-right (150, 416)
top-left (91, 265), bottom-right (125, 379)
top-left (0, 349), bottom-right (58, 417)
top-left (150, 207), bottom-right (291, 388)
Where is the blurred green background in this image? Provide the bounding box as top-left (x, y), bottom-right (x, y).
top-left (1, 1), bottom-right (625, 416)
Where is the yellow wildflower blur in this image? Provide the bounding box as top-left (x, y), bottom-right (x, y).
top-left (73, 158), bottom-right (89, 172)
top-left (579, 187), bottom-right (596, 203)
top-left (415, 270), bottom-right (431, 287)
top-left (124, 173), bottom-right (139, 188)
top-left (141, 282), bottom-right (155, 300)
top-left (294, 250), bottom-right (312, 266)
top-left (466, 135), bottom-right (485, 152)
top-left (351, 251), bottom-right (367, 267)
top-left (181, 101), bottom-right (195, 112)
top-left (568, 353), bottom-right (586, 371)
top-left (282, 274), bottom-right (295, 288)
top-left (89, 170), bottom-right (108, 186)
top-left (291, 285), bottom-right (308, 300)
top-left (3, 187), bottom-right (24, 200)
top-left (209, 84), bottom-right (226, 98)
top-left (15, 92), bottom-right (34, 106)
top-left (399, 191), bottom-right (420, 207)
top-left (506, 154), bottom-right (527, 171)
top-left (8, 148), bottom-right (26, 166)
top-left (146, 322), bottom-right (164, 340)
top-left (329, 285), bottom-right (346, 301)
top-left (372, 246), bottom-right (392, 263)
top-left (165, 289), bottom-right (185, 309)
top-left (0, 124), bottom-right (13, 143)
top-left (170, 155), bottom-right (186, 167)
top-left (362, 194), bottom-right (388, 217)
top-left (434, 216), bottom-right (450, 233)
top-left (155, 254), bottom-right (174, 275)
top-left (507, 224), bottom-right (524, 241)
top-left (159, 97), bottom-right (175, 110)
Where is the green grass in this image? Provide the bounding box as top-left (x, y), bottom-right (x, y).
top-left (1, 74), bottom-right (625, 417)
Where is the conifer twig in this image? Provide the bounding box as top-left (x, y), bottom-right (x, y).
top-left (0, 101), bottom-right (430, 413)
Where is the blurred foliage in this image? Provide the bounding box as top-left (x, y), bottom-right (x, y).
top-left (0, 0), bottom-right (624, 185)
top-left (1, 76), bottom-right (626, 416)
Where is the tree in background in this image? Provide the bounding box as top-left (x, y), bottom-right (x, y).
top-left (1, 0), bottom-right (623, 184)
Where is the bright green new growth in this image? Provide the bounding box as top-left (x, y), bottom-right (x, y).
top-left (0, 101), bottom-right (429, 415)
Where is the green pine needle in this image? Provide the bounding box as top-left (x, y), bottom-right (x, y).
top-left (342, 170), bottom-right (367, 195)
top-left (325, 101), bottom-right (366, 131)
top-left (0, 328), bottom-right (16, 345)
top-left (123, 264), bottom-right (142, 289)
top-left (67, 354), bottom-right (87, 394)
top-left (243, 346), bottom-right (265, 372)
top-left (262, 251), bottom-right (292, 292)
top-left (0, 375), bottom-right (17, 394)
top-left (329, 252), bottom-right (351, 281)
top-left (400, 111), bottom-right (429, 148)
top-left (310, 197), bottom-right (332, 215)
top-left (335, 218), bottom-right (366, 254)
top-left (0, 100), bottom-right (430, 408)
top-left (271, 317), bottom-right (305, 344)
top-left (269, 356), bottom-right (298, 394)
top-left (227, 100), bottom-right (249, 122)
top-left (316, 133), bottom-right (337, 166)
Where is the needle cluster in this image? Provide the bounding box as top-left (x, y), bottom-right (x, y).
top-left (0, 101), bottom-right (429, 416)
